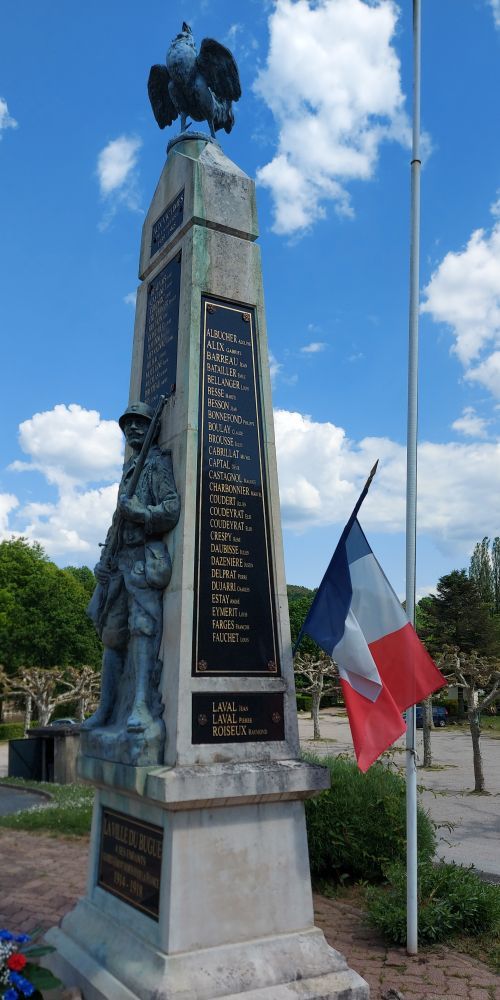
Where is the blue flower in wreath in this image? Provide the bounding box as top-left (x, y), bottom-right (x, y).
top-left (8, 972), bottom-right (35, 996)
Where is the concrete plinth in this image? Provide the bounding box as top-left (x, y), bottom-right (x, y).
top-left (46, 760), bottom-right (367, 999)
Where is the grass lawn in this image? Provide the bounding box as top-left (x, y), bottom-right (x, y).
top-left (448, 716), bottom-right (500, 738)
top-left (0, 777), bottom-right (93, 836)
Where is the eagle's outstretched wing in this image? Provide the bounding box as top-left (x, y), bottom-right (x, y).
top-left (148, 64), bottom-right (177, 129)
top-left (197, 39), bottom-right (241, 102)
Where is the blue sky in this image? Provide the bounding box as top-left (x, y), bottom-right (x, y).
top-left (1, 0), bottom-right (500, 599)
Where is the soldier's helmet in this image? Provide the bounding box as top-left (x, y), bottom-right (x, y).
top-left (118, 401), bottom-right (154, 431)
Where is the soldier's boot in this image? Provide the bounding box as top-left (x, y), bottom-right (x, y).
top-left (81, 649), bottom-right (123, 729)
top-left (126, 636), bottom-right (157, 733)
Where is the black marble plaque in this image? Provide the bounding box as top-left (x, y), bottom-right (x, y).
top-left (192, 692), bottom-right (285, 743)
top-left (97, 808), bottom-right (163, 920)
top-left (140, 252), bottom-right (181, 409)
top-left (150, 189), bottom-right (184, 257)
top-left (192, 298), bottom-right (280, 676)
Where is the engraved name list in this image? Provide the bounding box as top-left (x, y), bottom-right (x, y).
top-left (193, 299), bottom-right (280, 676)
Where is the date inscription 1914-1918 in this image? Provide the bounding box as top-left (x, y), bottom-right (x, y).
top-left (97, 808), bottom-right (163, 921)
top-left (141, 252), bottom-right (181, 410)
top-left (150, 189), bottom-right (184, 258)
top-left (193, 298), bottom-right (280, 676)
top-left (192, 692), bottom-right (285, 743)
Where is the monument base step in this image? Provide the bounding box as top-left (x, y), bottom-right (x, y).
top-left (45, 903), bottom-right (368, 1000)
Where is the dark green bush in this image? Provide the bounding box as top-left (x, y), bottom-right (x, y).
top-left (304, 754), bottom-right (435, 882)
top-left (367, 861), bottom-right (500, 944)
top-left (0, 722), bottom-right (25, 740)
top-left (296, 694), bottom-right (312, 712)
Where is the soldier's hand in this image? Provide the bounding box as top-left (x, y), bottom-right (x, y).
top-left (119, 495), bottom-right (147, 524)
top-left (94, 563), bottom-right (110, 584)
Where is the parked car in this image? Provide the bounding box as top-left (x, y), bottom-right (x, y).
top-left (404, 705), bottom-right (448, 727)
top-left (48, 717), bottom-right (79, 727)
top-left (415, 705), bottom-right (448, 728)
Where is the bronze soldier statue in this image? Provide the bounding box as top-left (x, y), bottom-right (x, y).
top-left (84, 400), bottom-right (180, 737)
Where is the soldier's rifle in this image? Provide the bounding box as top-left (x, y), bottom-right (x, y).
top-left (87, 395), bottom-right (166, 629)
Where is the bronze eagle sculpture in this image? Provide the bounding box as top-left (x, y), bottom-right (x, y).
top-left (148, 23), bottom-right (241, 139)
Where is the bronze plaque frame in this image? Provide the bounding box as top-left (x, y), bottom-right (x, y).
top-left (97, 807), bottom-right (163, 920)
top-left (192, 297), bottom-right (280, 676)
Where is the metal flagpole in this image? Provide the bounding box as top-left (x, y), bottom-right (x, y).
top-left (406, 0), bottom-right (422, 956)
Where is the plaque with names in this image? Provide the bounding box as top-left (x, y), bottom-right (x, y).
top-left (97, 808), bottom-right (163, 920)
top-left (140, 252), bottom-right (181, 409)
top-left (192, 298), bottom-right (280, 676)
top-left (150, 189), bottom-right (184, 257)
top-left (192, 692), bottom-right (285, 743)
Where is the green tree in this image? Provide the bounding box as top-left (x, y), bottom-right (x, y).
top-left (64, 565), bottom-right (97, 599)
top-left (0, 538), bottom-right (101, 674)
top-left (424, 570), bottom-right (499, 659)
top-left (287, 586), bottom-right (320, 657)
top-left (492, 537), bottom-right (500, 613)
top-left (469, 537), bottom-right (494, 609)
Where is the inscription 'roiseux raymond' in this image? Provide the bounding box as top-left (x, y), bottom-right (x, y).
top-left (97, 808), bottom-right (163, 920)
top-left (193, 298), bottom-right (280, 676)
top-left (192, 692), bottom-right (285, 743)
top-left (140, 252), bottom-right (181, 410)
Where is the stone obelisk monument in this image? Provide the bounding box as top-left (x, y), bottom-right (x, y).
top-left (45, 24), bottom-right (368, 1000)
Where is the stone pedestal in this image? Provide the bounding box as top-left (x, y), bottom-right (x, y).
top-left (45, 138), bottom-right (368, 1000)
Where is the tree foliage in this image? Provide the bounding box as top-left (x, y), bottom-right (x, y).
top-left (287, 586), bottom-right (322, 658)
top-left (417, 570), bottom-right (499, 659)
top-left (469, 537), bottom-right (494, 607)
top-left (0, 538), bottom-right (102, 673)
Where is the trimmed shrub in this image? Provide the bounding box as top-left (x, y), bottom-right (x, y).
top-left (304, 754), bottom-right (435, 882)
top-left (0, 722), bottom-right (25, 741)
top-left (296, 694), bottom-right (312, 712)
top-left (367, 860), bottom-right (500, 944)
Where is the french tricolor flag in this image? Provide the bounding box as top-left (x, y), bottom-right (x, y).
top-left (297, 474), bottom-right (446, 771)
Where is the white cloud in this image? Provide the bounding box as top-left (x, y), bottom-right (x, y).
top-left (466, 351), bottom-right (500, 398)
top-left (301, 341), bottom-right (327, 354)
top-left (269, 350), bottom-right (283, 384)
top-left (97, 135), bottom-right (142, 195)
top-left (96, 135), bottom-right (142, 227)
top-left (451, 406), bottom-right (490, 439)
top-left (0, 97), bottom-right (18, 138)
top-left (2, 405), bottom-right (123, 564)
top-left (489, 0), bottom-right (500, 28)
top-left (254, 0), bottom-right (410, 235)
top-left (0, 494), bottom-right (19, 535)
top-left (421, 219), bottom-right (500, 376)
top-left (11, 404), bottom-right (123, 488)
top-left (274, 409), bottom-right (500, 554)
top-left (124, 291), bottom-right (137, 307)
top-left (19, 484), bottom-right (119, 559)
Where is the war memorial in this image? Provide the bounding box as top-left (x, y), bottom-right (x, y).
top-left (45, 24), bottom-right (368, 1000)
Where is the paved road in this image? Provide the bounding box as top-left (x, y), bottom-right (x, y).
top-left (0, 783), bottom-right (49, 815)
top-left (1, 717), bottom-right (499, 876)
top-left (299, 710), bottom-right (500, 879)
